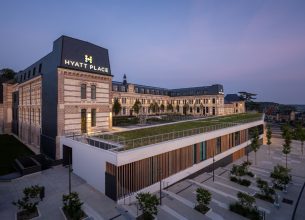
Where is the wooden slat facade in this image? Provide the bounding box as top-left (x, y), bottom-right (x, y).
top-left (105, 126), bottom-right (262, 200)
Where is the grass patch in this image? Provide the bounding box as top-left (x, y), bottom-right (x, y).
top-left (0, 134), bottom-right (34, 175)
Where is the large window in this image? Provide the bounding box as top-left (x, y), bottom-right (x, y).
top-left (91, 109), bottom-right (96, 127)
top-left (91, 85), bottom-right (96, 99)
top-left (81, 109), bottom-right (87, 133)
top-left (200, 141), bottom-right (206, 161)
top-left (81, 84), bottom-right (86, 99)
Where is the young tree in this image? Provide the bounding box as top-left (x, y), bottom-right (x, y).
top-left (270, 164), bottom-right (291, 190)
top-left (153, 102), bottom-right (159, 114)
top-left (295, 124), bottom-right (305, 155)
top-left (148, 103), bottom-right (154, 114)
top-left (176, 104), bottom-right (180, 113)
top-left (266, 125), bottom-right (272, 155)
top-left (282, 127), bottom-right (292, 168)
top-left (251, 128), bottom-right (260, 165)
top-left (237, 192), bottom-right (256, 210)
top-left (195, 188), bottom-right (211, 214)
top-left (160, 104), bottom-right (165, 113)
top-left (183, 103), bottom-right (189, 115)
top-left (136, 192), bottom-right (159, 220)
top-left (112, 98), bottom-right (122, 116)
top-left (166, 103), bottom-right (173, 112)
top-left (133, 99), bottom-right (142, 115)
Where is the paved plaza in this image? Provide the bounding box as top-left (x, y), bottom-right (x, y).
top-left (0, 166), bottom-right (133, 220)
top-left (1, 129), bottom-right (305, 220)
top-left (124, 135), bottom-right (305, 220)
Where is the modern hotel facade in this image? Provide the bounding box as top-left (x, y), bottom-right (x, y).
top-left (0, 36), bottom-right (260, 202)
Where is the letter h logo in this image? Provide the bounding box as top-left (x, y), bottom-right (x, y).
top-left (85, 55), bottom-right (93, 64)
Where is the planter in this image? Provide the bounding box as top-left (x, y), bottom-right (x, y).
top-left (255, 194), bottom-right (274, 203)
top-left (194, 204), bottom-right (210, 214)
top-left (60, 207), bottom-right (87, 220)
top-left (15, 207), bottom-right (40, 220)
top-left (136, 213), bottom-right (155, 220)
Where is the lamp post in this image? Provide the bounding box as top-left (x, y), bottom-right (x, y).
top-left (213, 149), bottom-right (215, 182)
top-left (68, 150), bottom-right (72, 194)
top-left (159, 169), bottom-right (162, 205)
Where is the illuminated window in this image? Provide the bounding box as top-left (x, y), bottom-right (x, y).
top-left (91, 109), bottom-right (96, 127)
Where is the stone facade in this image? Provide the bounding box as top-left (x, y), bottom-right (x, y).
top-left (57, 68), bottom-right (112, 136)
top-left (111, 83), bottom-right (243, 117)
top-left (18, 76), bottom-right (42, 152)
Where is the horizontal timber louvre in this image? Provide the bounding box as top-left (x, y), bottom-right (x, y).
top-left (106, 127), bottom-right (260, 200)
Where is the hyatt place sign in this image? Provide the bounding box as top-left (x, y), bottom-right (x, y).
top-left (64, 55), bottom-right (109, 73)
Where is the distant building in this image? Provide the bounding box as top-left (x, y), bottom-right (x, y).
top-left (224, 94), bottom-right (245, 115)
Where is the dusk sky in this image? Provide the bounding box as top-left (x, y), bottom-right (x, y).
top-left (1, 0), bottom-right (305, 104)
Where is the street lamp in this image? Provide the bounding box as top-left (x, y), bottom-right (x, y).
top-left (68, 150), bottom-right (73, 194)
top-left (159, 169), bottom-right (162, 205)
top-left (212, 148), bottom-right (215, 182)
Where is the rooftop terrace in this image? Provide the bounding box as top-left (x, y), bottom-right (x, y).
top-left (81, 113), bottom-right (263, 151)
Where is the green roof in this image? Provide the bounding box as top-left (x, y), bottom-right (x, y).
top-left (96, 113), bottom-right (263, 151)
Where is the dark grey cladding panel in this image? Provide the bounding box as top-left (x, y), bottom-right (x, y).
top-left (59, 36), bottom-right (111, 75)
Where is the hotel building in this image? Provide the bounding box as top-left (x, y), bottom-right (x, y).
top-left (0, 36), bottom-right (261, 202)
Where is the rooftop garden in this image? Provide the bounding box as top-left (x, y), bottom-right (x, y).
top-left (96, 113), bottom-right (263, 150)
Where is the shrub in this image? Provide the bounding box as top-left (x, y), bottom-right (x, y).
top-left (240, 179), bottom-right (251, 186)
top-left (256, 178), bottom-right (275, 203)
top-left (229, 203), bottom-right (262, 220)
top-left (231, 162), bottom-right (252, 177)
top-left (229, 192), bottom-right (262, 220)
top-left (270, 165), bottom-right (292, 189)
top-left (62, 192), bottom-right (85, 220)
top-left (230, 176), bottom-right (251, 187)
top-left (136, 192), bottom-right (159, 220)
top-left (247, 171), bottom-right (255, 177)
top-left (195, 188), bottom-right (211, 214)
top-left (13, 185), bottom-right (44, 216)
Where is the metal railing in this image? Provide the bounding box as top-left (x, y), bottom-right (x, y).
top-left (113, 116), bottom-right (262, 151)
top-left (65, 115), bottom-right (264, 152)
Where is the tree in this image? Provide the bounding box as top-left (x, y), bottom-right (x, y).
top-left (282, 127), bottom-right (292, 168)
top-left (160, 104), bottom-right (165, 113)
top-left (136, 192), bottom-right (159, 220)
top-left (183, 103), bottom-right (189, 115)
top-left (270, 164), bottom-right (291, 190)
top-left (133, 99), bottom-right (142, 115)
top-left (266, 125), bottom-right (272, 155)
top-left (13, 185), bottom-right (44, 216)
top-left (0, 68), bottom-right (16, 82)
top-left (238, 91), bottom-right (257, 111)
top-left (251, 128), bottom-right (260, 165)
top-left (112, 98), bottom-right (122, 116)
top-left (176, 104), bottom-right (180, 113)
top-left (153, 102), bottom-right (159, 113)
top-left (295, 124), bottom-right (305, 155)
top-left (166, 103), bottom-right (173, 112)
top-left (237, 192), bottom-right (255, 210)
top-left (62, 192), bottom-right (85, 219)
top-left (195, 188), bottom-right (211, 214)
